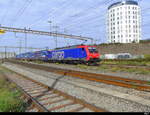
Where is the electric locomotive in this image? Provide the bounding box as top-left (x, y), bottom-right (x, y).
top-left (16, 45), bottom-right (100, 65)
top-left (48, 45), bottom-right (100, 65)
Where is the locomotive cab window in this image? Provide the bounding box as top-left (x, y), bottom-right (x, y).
top-left (88, 47), bottom-right (98, 53)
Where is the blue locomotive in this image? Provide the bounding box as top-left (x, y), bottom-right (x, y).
top-left (16, 45), bottom-right (100, 64)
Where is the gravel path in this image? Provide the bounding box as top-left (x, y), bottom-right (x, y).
top-left (3, 62), bottom-right (150, 112)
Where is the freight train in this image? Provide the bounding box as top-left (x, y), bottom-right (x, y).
top-left (16, 45), bottom-right (101, 65)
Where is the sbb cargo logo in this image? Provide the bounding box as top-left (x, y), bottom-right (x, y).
top-left (52, 51), bottom-right (65, 60)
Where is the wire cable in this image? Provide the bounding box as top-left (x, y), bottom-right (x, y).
top-left (11, 0), bottom-right (32, 27)
top-left (26, 0), bottom-right (72, 28)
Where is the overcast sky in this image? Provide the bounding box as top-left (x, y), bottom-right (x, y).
top-left (0, 0), bottom-right (149, 52)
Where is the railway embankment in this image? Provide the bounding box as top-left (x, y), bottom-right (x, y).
top-left (97, 42), bottom-right (150, 55)
top-left (2, 62), bottom-right (150, 112)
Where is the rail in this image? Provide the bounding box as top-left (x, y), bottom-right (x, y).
top-left (6, 60), bottom-right (150, 92)
top-left (3, 65), bottom-right (106, 112)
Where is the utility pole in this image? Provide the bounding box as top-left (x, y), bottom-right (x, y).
top-left (15, 32), bottom-right (22, 54)
top-left (24, 27), bottom-right (27, 53)
top-left (64, 28), bottom-right (70, 47)
top-left (19, 39), bottom-right (22, 54)
top-left (48, 21), bottom-right (52, 34)
top-left (4, 46), bottom-right (7, 59)
top-left (48, 21), bottom-right (52, 49)
top-left (53, 25), bottom-right (59, 48)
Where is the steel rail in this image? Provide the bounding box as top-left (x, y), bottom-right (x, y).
top-left (3, 65), bottom-right (106, 112)
top-left (4, 74), bottom-right (49, 112)
top-left (6, 60), bottom-right (150, 92)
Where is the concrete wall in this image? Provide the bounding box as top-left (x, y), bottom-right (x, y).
top-left (97, 43), bottom-right (150, 55)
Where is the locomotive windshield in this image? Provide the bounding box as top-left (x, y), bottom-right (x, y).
top-left (88, 47), bottom-right (98, 53)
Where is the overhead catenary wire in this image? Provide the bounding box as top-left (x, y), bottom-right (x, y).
top-left (11, 0), bottom-right (33, 27)
top-left (31, 1), bottom-right (113, 31)
top-left (58, 0), bottom-right (115, 38)
top-left (0, 0), bottom-right (12, 24)
top-left (62, 0), bottom-right (145, 37)
top-left (26, 0), bottom-right (73, 28)
top-left (27, 0), bottom-right (114, 29)
top-left (0, 0), bottom-right (149, 46)
top-left (11, 0), bottom-right (30, 26)
top-left (61, 0), bottom-right (116, 29)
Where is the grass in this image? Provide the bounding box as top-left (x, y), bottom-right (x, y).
top-left (97, 59), bottom-right (150, 75)
top-left (0, 89), bottom-right (25, 112)
top-left (75, 64), bottom-right (150, 75)
top-left (109, 66), bottom-right (150, 75)
top-left (0, 66), bottom-right (26, 112)
top-left (19, 59), bottom-right (150, 75)
top-left (131, 85), bottom-right (138, 89)
top-left (147, 82), bottom-right (150, 85)
top-left (77, 64), bottom-right (89, 69)
top-left (101, 59), bottom-right (150, 66)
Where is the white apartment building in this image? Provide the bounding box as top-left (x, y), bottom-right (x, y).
top-left (107, 0), bottom-right (141, 43)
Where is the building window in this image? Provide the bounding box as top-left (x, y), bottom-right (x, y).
top-left (129, 20), bottom-right (131, 23)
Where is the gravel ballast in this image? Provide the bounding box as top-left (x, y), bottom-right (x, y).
top-left (37, 63), bottom-right (150, 81)
top-left (2, 62), bottom-right (150, 112)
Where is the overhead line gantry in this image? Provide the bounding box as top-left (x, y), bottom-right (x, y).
top-left (0, 25), bottom-right (93, 42)
top-left (0, 46), bottom-right (44, 50)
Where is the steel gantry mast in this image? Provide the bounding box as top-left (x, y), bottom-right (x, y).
top-left (0, 25), bottom-right (93, 42)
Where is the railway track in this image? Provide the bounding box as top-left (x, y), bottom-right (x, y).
top-left (4, 68), bottom-right (106, 112)
top-left (6, 60), bottom-right (150, 92)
